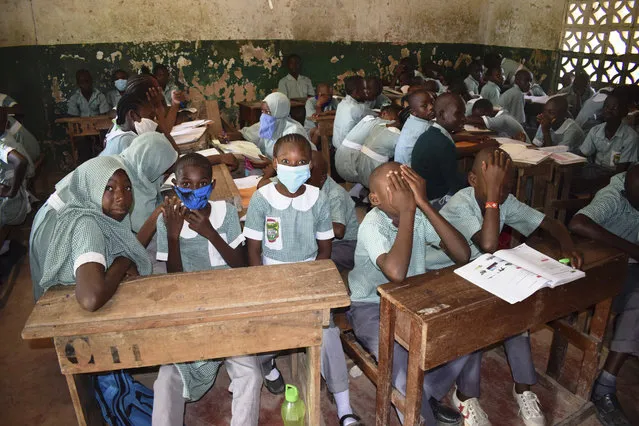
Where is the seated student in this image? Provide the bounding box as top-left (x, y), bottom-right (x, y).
top-left (560, 72), bottom-right (596, 118)
top-left (100, 94), bottom-right (158, 156)
top-left (498, 69), bottom-right (532, 124)
top-left (106, 69), bottom-right (128, 110)
top-left (392, 57), bottom-right (419, 87)
top-left (335, 105), bottom-right (400, 183)
top-left (466, 99), bottom-right (530, 143)
top-left (348, 162), bottom-right (470, 425)
top-left (579, 92), bottom-right (639, 171)
top-left (366, 76), bottom-right (392, 109)
top-left (332, 75), bottom-right (373, 149)
top-left (501, 58), bottom-right (527, 86)
top-left (559, 72), bottom-right (574, 91)
top-left (532, 95), bottom-right (585, 152)
top-left (0, 114), bottom-right (29, 228)
top-left (431, 148), bottom-right (582, 426)
top-left (222, 92), bottom-right (311, 159)
top-left (33, 156), bottom-right (152, 308)
top-left (154, 64), bottom-right (180, 106)
top-left (243, 135), bottom-right (361, 426)
top-left (568, 166), bottom-right (639, 426)
top-left (529, 81), bottom-right (547, 97)
top-left (67, 69), bottom-right (110, 117)
top-left (278, 54), bottom-right (314, 99)
top-left (304, 82), bottom-right (338, 141)
top-left (153, 153), bottom-right (261, 426)
top-left (421, 61), bottom-right (446, 94)
top-left (575, 86), bottom-right (613, 133)
top-left (394, 89), bottom-right (435, 164)
top-left (464, 61), bottom-right (483, 97)
top-left (411, 93), bottom-right (466, 209)
top-left (356, 105), bottom-right (404, 187)
top-left (0, 93), bottom-right (40, 164)
top-left (480, 67), bottom-right (504, 108)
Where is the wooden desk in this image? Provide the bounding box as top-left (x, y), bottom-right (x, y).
top-left (455, 139), bottom-right (500, 174)
top-left (22, 260), bottom-right (350, 426)
top-left (211, 164), bottom-right (242, 211)
top-left (374, 239), bottom-right (626, 426)
top-left (237, 99), bottom-right (306, 127)
top-left (56, 115), bottom-right (114, 165)
top-left (313, 115), bottom-right (336, 176)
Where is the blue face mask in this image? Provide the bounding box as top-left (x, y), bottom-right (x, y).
top-left (114, 79), bottom-right (127, 92)
top-left (173, 182), bottom-right (214, 210)
top-left (277, 163), bottom-right (311, 193)
top-left (258, 113), bottom-right (277, 139)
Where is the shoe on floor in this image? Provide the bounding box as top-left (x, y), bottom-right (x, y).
top-left (451, 387), bottom-right (491, 426)
top-left (592, 393), bottom-right (631, 426)
top-left (512, 385), bottom-right (545, 426)
top-left (263, 364), bottom-right (285, 395)
top-left (339, 413), bottom-right (363, 425)
top-left (429, 397), bottom-right (462, 425)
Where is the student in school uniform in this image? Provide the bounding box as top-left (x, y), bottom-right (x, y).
top-left (348, 162), bottom-right (471, 425)
top-left (100, 93), bottom-right (159, 156)
top-left (153, 153), bottom-right (261, 426)
top-left (304, 82), bottom-right (338, 138)
top-left (498, 70), bottom-right (532, 124)
top-left (532, 95), bottom-right (585, 153)
top-left (366, 76), bottom-right (392, 109)
top-left (106, 69), bottom-right (129, 110)
top-left (154, 64), bottom-right (180, 106)
top-left (67, 69), bottom-right (110, 117)
top-left (0, 118), bottom-right (30, 228)
top-left (334, 105), bottom-right (400, 183)
top-left (429, 148), bottom-right (582, 426)
top-left (575, 87), bottom-right (613, 133)
top-left (243, 134), bottom-right (362, 426)
top-left (332, 75), bottom-right (373, 149)
top-left (480, 67), bottom-right (504, 108)
top-left (529, 81), bottom-right (547, 97)
top-left (579, 92), bottom-right (639, 171)
top-left (411, 93), bottom-right (467, 209)
top-left (0, 94), bottom-right (41, 164)
top-left (464, 61), bottom-right (483, 97)
top-left (466, 99), bottom-right (530, 143)
top-left (560, 72), bottom-right (596, 118)
top-left (277, 54), bottom-right (314, 99)
top-left (32, 156), bottom-right (152, 308)
top-left (394, 89), bottom-right (435, 164)
top-left (569, 166), bottom-right (639, 426)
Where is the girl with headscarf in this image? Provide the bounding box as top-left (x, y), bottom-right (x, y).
top-left (223, 92), bottom-right (313, 159)
top-left (33, 156), bottom-right (152, 310)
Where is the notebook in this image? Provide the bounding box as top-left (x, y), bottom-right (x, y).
top-left (499, 144), bottom-right (552, 165)
top-left (549, 152), bottom-right (587, 165)
top-left (463, 124), bottom-right (493, 133)
top-left (454, 244), bottom-right (585, 304)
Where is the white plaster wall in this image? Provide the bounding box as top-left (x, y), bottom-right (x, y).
top-left (0, 0), bottom-right (567, 49)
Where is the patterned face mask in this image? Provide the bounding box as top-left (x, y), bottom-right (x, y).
top-left (258, 113), bottom-right (277, 139)
top-left (173, 182), bottom-right (214, 210)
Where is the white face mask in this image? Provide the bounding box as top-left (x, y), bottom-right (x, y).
top-left (134, 118), bottom-right (158, 135)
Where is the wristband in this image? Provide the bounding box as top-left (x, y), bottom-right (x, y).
top-left (485, 201), bottom-right (499, 209)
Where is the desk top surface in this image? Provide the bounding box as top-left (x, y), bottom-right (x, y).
top-left (23, 260), bottom-right (350, 339)
top-left (238, 98), bottom-right (307, 108)
top-left (55, 115), bottom-right (112, 124)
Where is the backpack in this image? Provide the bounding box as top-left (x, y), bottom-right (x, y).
top-left (94, 370), bottom-right (154, 426)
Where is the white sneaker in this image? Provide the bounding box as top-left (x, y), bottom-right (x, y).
top-left (452, 386), bottom-right (491, 426)
top-left (512, 385), bottom-right (546, 425)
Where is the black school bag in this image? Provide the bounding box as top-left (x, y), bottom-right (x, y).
top-left (94, 370), bottom-right (154, 426)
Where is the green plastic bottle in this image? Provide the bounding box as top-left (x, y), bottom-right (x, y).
top-left (281, 384), bottom-right (306, 426)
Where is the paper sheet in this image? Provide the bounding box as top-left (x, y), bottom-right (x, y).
top-left (463, 124), bottom-right (493, 133)
top-left (170, 126), bottom-right (207, 145)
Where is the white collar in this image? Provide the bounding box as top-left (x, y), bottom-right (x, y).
top-left (554, 118), bottom-right (573, 135)
top-left (259, 182), bottom-right (319, 212)
top-left (432, 122), bottom-right (454, 143)
top-left (179, 201), bottom-right (226, 239)
top-left (106, 125), bottom-right (136, 142)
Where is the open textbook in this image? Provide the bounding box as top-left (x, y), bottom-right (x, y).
top-left (454, 244), bottom-right (585, 304)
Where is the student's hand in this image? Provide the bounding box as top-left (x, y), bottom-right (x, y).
top-left (400, 165), bottom-right (429, 205)
top-left (184, 209), bottom-right (215, 238)
top-left (561, 247), bottom-right (584, 269)
top-left (387, 171), bottom-right (416, 215)
top-left (163, 196), bottom-right (186, 240)
top-left (171, 90), bottom-right (187, 106)
top-left (482, 150), bottom-right (511, 194)
top-left (537, 113), bottom-right (551, 131)
top-left (516, 132), bottom-right (528, 142)
top-left (248, 155), bottom-right (271, 169)
top-left (220, 153), bottom-right (239, 170)
top-left (123, 263), bottom-right (140, 281)
top-left (146, 87), bottom-right (166, 111)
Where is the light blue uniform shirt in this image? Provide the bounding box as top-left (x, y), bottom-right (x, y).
top-left (426, 187), bottom-right (545, 269)
top-left (532, 118), bottom-right (585, 153)
top-left (67, 88), bottom-right (110, 117)
top-left (321, 176), bottom-right (359, 241)
top-left (278, 74), bottom-right (314, 99)
top-left (348, 207), bottom-right (441, 304)
top-left (577, 172), bottom-right (639, 244)
top-left (575, 90), bottom-right (609, 133)
top-left (0, 136), bottom-right (29, 226)
top-left (335, 115), bottom-right (387, 182)
top-left (332, 95), bottom-right (373, 149)
top-left (394, 114), bottom-right (432, 165)
top-left (530, 84), bottom-right (547, 96)
top-left (579, 122), bottom-right (639, 168)
top-left (367, 93), bottom-right (392, 109)
top-left (106, 89), bottom-right (122, 110)
top-left (464, 75), bottom-right (480, 96)
top-left (499, 85), bottom-right (525, 124)
top-left (357, 125), bottom-right (401, 187)
top-left (483, 111), bottom-right (530, 144)
top-left (304, 97), bottom-right (338, 132)
top-left (100, 125), bottom-right (137, 156)
top-left (6, 116), bottom-right (40, 163)
top-left (480, 81), bottom-right (502, 107)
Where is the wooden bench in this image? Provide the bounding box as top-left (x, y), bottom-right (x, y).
top-left (22, 260), bottom-right (350, 426)
top-left (55, 116), bottom-right (114, 165)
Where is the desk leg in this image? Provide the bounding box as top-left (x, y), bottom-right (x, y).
top-left (376, 297), bottom-right (396, 426)
top-left (576, 298), bottom-right (612, 399)
top-left (65, 374), bottom-right (103, 426)
top-left (403, 321), bottom-right (425, 426)
top-left (306, 344), bottom-right (322, 426)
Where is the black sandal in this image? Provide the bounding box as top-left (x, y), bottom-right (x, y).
top-left (339, 413), bottom-right (363, 426)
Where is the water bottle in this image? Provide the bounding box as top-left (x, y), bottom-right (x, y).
top-left (281, 384), bottom-right (306, 426)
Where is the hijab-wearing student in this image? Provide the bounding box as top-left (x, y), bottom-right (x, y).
top-left (154, 64), bottom-right (180, 106)
top-left (394, 89), bottom-right (435, 164)
top-left (278, 54), bottom-right (314, 99)
top-left (499, 70), bottom-right (532, 124)
top-left (332, 75), bottom-right (373, 149)
top-left (101, 94), bottom-right (159, 156)
top-left (480, 67), bottom-right (504, 108)
top-left (532, 95), bottom-right (585, 153)
top-left (153, 153), bottom-right (260, 426)
top-left (467, 99), bottom-right (530, 143)
top-left (0, 94), bottom-right (41, 164)
top-left (0, 108), bottom-right (29, 228)
top-left (366, 76), bottom-right (392, 109)
top-left (67, 69), bottom-right (110, 117)
top-left (464, 61), bottom-right (483, 97)
top-left (106, 69), bottom-right (129, 110)
top-left (32, 156), bottom-right (152, 308)
top-left (569, 166), bottom-right (639, 426)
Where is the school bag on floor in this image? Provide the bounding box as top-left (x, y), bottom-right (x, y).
top-left (94, 370), bottom-right (154, 426)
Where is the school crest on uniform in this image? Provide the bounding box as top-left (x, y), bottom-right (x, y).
top-left (266, 218), bottom-right (280, 243)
